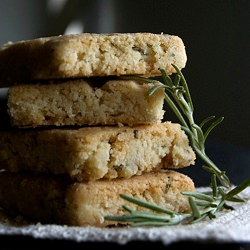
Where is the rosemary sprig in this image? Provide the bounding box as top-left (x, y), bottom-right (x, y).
top-left (104, 65), bottom-right (250, 227)
top-left (119, 66), bottom-right (230, 187)
top-left (105, 175), bottom-right (250, 227)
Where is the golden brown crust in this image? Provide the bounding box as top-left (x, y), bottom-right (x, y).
top-left (0, 33), bottom-right (187, 85)
top-left (0, 170), bottom-right (195, 227)
top-left (0, 122), bottom-right (195, 181)
top-left (7, 78), bottom-right (165, 127)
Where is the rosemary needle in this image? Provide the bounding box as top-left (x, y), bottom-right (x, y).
top-left (104, 66), bottom-right (250, 227)
top-left (119, 66), bottom-right (230, 187)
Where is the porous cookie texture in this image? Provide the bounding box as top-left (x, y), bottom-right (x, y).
top-left (7, 78), bottom-right (165, 127)
top-left (0, 122), bottom-right (196, 181)
top-left (0, 32), bottom-right (187, 84)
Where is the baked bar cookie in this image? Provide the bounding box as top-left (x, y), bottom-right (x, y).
top-left (7, 78), bottom-right (165, 127)
top-left (0, 122), bottom-right (195, 181)
top-left (0, 33), bottom-right (187, 85)
top-left (0, 170), bottom-right (195, 227)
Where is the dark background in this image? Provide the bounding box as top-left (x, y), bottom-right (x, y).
top-left (0, 0), bottom-right (249, 186)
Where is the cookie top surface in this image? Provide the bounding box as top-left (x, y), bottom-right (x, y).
top-left (0, 32), bottom-right (187, 85)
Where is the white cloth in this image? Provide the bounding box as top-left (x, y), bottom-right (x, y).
top-left (0, 187), bottom-right (249, 246)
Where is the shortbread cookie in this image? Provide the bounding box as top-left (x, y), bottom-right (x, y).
top-left (7, 78), bottom-right (165, 127)
top-left (0, 170), bottom-right (195, 227)
top-left (0, 122), bottom-right (195, 181)
top-left (0, 33), bottom-right (187, 85)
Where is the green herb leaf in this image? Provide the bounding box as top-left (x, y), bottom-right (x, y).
top-left (105, 66), bottom-right (250, 227)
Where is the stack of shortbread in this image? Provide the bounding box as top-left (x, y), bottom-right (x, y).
top-left (0, 33), bottom-right (196, 227)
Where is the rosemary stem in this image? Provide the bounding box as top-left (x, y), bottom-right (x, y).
top-left (105, 66), bottom-right (249, 227)
top-left (194, 148), bottom-right (230, 187)
top-left (186, 110), bottom-right (198, 139)
top-left (164, 94), bottom-right (188, 128)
